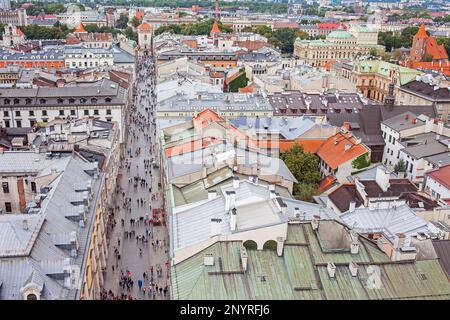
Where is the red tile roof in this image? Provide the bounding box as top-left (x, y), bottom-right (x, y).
top-left (318, 176), bottom-right (337, 193)
top-left (425, 36), bottom-right (448, 61)
top-left (165, 136), bottom-right (221, 157)
top-left (135, 11), bottom-right (145, 21)
top-left (137, 22), bottom-right (152, 31)
top-left (279, 140), bottom-right (325, 153)
top-left (317, 22), bottom-right (346, 30)
top-left (405, 61), bottom-right (450, 76)
top-left (317, 131), bottom-right (369, 170)
top-left (427, 164), bottom-right (450, 191)
top-left (74, 22), bottom-right (86, 33)
top-left (211, 21), bottom-right (221, 34)
top-left (415, 23), bottom-right (428, 39)
top-left (238, 84), bottom-right (255, 93)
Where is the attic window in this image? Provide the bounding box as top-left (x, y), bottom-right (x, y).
top-left (69, 98), bottom-right (75, 103)
top-left (39, 99), bottom-right (46, 104)
top-left (57, 98), bottom-right (64, 104)
top-left (105, 97), bottom-right (112, 103)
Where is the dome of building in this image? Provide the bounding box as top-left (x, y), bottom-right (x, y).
top-left (327, 28), bottom-right (353, 39)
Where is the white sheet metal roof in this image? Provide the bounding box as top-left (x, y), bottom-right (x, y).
top-left (340, 205), bottom-right (430, 242)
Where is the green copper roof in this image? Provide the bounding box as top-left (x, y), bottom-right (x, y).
top-left (170, 222), bottom-right (450, 300)
top-left (327, 30), bottom-right (354, 39)
top-left (357, 60), bottom-right (423, 85)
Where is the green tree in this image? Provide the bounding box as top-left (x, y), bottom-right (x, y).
top-left (124, 27), bottom-right (138, 42)
top-left (369, 47), bottom-right (379, 57)
top-left (437, 37), bottom-right (450, 56)
top-left (228, 70), bottom-right (248, 92)
top-left (0, 23), bottom-right (5, 40)
top-left (394, 159), bottom-right (407, 173)
top-left (280, 144), bottom-right (321, 201)
top-left (115, 13), bottom-right (129, 29)
top-left (272, 28), bottom-right (299, 54)
top-left (130, 16), bottom-right (141, 28)
top-left (391, 49), bottom-right (403, 61)
top-left (296, 31), bottom-right (309, 40)
top-left (352, 154), bottom-right (370, 170)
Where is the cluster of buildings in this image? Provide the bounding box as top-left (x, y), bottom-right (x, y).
top-left (0, 8), bottom-right (138, 299)
top-left (137, 11), bottom-right (450, 300)
top-left (0, 1), bottom-right (450, 300)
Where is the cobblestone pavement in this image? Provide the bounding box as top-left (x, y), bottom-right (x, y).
top-left (102, 54), bottom-right (169, 300)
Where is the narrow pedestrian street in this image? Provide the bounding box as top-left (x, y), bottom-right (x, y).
top-left (101, 54), bottom-right (169, 300)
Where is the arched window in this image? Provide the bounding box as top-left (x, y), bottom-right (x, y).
top-left (243, 240), bottom-right (257, 250)
top-left (26, 294), bottom-right (37, 300)
top-left (262, 240), bottom-right (277, 251)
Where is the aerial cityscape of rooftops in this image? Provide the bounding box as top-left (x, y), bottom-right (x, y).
top-left (0, 0), bottom-right (449, 304)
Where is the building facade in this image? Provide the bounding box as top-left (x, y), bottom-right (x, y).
top-left (294, 26), bottom-right (382, 67)
top-left (0, 78), bottom-right (130, 143)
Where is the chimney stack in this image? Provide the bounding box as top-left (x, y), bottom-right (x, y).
top-left (327, 262), bottom-right (336, 278)
top-left (375, 166), bottom-right (391, 193)
top-left (208, 190), bottom-right (217, 200)
top-left (240, 246), bottom-right (248, 272)
top-left (210, 218), bottom-right (222, 236)
top-left (230, 207), bottom-right (237, 231)
top-left (22, 219), bottom-right (28, 231)
top-left (393, 233), bottom-right (406, 249)
top-left (311, 215), bottom-right (319, 230)
top-left (225, 191), bottom-right (236, 211)
top-left (350, 231), bottom-right (359, 255)
top-left (349, 261), bottom-right (358, 277)
top-left (233, 176), bottom-right (239, 189)
top-left (349, 201), bottom-right (356, 212)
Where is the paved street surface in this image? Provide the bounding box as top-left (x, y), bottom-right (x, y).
top-left (101, 54), bottom-right (170, 300)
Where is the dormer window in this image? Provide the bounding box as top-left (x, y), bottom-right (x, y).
top-left (80, 98), bottom-right (86, 103)
top-left (69, 98), bottom-right (75, 103)
top-left (25, 98), bottom-right (32, 104)
top-left (14, 98), bottom-right (20, 104)
top-left (91, 98), bottom-right (97, 103)
top-left (4, 99), bottom-right (10, 105)
top-left (57, 98), bottom-right (64, 104)
top-left (39, 99), bottom-right (46, 104)
top-left (105, 97), bottom-right (112, 103)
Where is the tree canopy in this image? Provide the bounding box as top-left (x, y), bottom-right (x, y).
top-left (280, 144), bottom-right (321, 202)
top-left (394, 159), bottom-right (407, 173)
top-left (154, 19), bottom-right (232, 36)
top-left (19, 24), bottom-right (73, 40)
top-left (244, 26), bottom-right (310, 54)
top-left (115, 13), bottom-right (129, 29)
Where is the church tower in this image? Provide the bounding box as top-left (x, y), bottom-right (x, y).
top-left (137, 22), bottom-right (153, 54)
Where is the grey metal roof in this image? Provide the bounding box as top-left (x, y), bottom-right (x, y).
top-left (0, 155), bottom-right (104, 299)
top-left (382, 111), bottom-right (425, 131)
top-left (0, 78), bottom-right (127, 108)
top-left (340, 205), bottom-right (431, 243)
top-left (167, 142), bottom-right (297, 183)
top-left (399, 133), bottom-right (450, 159)
top-left (0, 151), bottom-right (68, 174)
top-left (230, 116), bottom-right (317, 139)
top-left (0, 47), bottom-right (64, 61)
top-left (158, 92), bottom-right (273, 113)
top-left (172, 181), bottom-right (287, 251)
